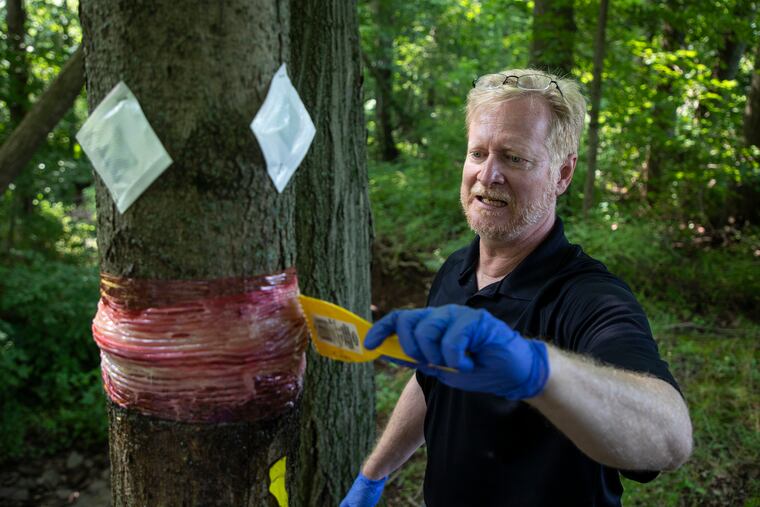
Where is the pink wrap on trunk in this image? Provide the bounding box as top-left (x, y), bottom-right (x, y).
top-left (92, 268), bottom-right (307, 423)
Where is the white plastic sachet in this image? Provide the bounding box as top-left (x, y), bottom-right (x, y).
top-left (251, 64), bottom-right (316, 193)
top-left (76, 81), bottom-right (173, 213)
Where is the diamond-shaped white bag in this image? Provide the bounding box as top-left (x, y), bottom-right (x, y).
top-left (76, 82), bottom-right (173, 213)
top-left (251, 64), bottom-right (316, 193)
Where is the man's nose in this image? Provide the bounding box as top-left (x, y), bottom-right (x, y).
top-left (478, 156), bottom-right (505, 185)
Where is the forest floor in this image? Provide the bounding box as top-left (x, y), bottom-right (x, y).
top-left (0, 449), bottom-right (110, 507)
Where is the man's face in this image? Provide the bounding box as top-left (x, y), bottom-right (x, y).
top-left (460, 97), bottom-right (560, 244)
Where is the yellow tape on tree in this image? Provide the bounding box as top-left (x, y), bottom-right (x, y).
top-left (269, 456), bottom-right (288, 507)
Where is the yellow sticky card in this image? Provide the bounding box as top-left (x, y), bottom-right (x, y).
top-left (298, 295), bottom-right (417, 365)
top-left (268, 456), bottom-right (288, 507)
top-left (298, 295), bottom-right (458, 372)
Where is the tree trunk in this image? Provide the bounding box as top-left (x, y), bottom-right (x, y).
top-left (744, 44), bottom-right (760, 147)
top-left (6, 0), bottom-right (28, 125)
top-left (290, 1), bottom-right (375, 504)
top-left (79, 1), bottom-right (320, 505)
top-left (644, 15), bottom-right (684, 203)
top-left (530, 0), bottom-right (576, 75)
top-left (4, 0), bottom-right (29, 250)
top-left (582, 0), bottom-right (609, 216)
top-left (714, 34), bottom-right (745, 82)
top-left (367, 0), bottom-right (400, 162)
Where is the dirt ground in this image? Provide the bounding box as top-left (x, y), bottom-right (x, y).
top-left (0, 449), bottom-right (110, 507)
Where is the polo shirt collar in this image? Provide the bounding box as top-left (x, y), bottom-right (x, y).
top-left (457, 216), bottom-right (571, 300)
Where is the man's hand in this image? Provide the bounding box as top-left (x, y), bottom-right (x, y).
top-left (339, 473), bottom-right (386, 507)
top-left (365, 305), bottom-right (549, 400)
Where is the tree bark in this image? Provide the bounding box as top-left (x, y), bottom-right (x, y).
top-left (744, 44), bottom-right (760, 147)
top-left (290, 1), bottom-right (375, 504)
top-left (530, 0), bottom-right (576, 75)
top-left (582, 0), bottom-right (609, 216)
top-left (79, 1), bottom-right (306, 505)
top-left (0, 47), bottom-right (84, 193)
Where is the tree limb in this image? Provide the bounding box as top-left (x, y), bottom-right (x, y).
top-left (0, 46), bottom-right (85, 192)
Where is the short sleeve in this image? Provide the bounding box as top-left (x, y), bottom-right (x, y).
top-left (560, 277), bottom-right (681, 395)
top-left (560, 277), bottom-right (682, 482)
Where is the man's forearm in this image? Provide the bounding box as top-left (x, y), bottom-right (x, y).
top-left (362, 374), bottom-right (426, 480)
top-left (527, 345), bottom-right (693, 471)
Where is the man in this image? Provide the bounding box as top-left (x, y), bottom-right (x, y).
top-left (340, 69), bottom-right (693, 507)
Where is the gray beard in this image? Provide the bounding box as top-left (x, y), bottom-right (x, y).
top-left (461, 190), bottom-right (555, 242)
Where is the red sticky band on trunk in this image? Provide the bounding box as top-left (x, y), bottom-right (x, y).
top-left (92, 268), bottom-right (307, 423)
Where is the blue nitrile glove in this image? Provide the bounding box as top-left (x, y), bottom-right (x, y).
top-left (365, 305), bottom-right (550, 400)
top-left (339, 473), bottom-right (387, 507)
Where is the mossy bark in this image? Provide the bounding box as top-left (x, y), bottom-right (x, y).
top-left (80, 0), bottom-right (372, 505)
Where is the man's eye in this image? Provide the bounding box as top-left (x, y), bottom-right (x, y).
top-left (470, 151), bottom-right (484, 159)
top-left (509, 155), bottom-right (525, 164)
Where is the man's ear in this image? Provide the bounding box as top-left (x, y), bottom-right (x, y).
top-left (555, 154), bottom-right (577, 196)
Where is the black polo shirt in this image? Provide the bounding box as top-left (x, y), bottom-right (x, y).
top-left (416, 217), bottom-right (679, 507)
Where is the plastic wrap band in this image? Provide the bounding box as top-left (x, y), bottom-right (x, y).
top-left (92, 268), bottom-right (307, 423)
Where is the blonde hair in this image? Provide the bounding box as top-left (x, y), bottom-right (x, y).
top-left (466, 68), bottom-right (586, 172)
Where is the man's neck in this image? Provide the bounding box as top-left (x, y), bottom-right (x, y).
top-left (476, 214), bottom-right (556, 290)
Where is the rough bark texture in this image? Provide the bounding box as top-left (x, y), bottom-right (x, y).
top-left (530, 0), bottom-right (576, 76)
top-left (582, 0), bottom-right (609, 215)
top-left (80, 1), bottom-right (293, 280)
top-left (80, 1), bottom-right (301, 505)
top-left (290, 0), bottom-right (375, 504)
top-left (0, 47), bottom-right (84, 192)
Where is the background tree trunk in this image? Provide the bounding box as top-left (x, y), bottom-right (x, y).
top-left (80, 0), bottom-right (372, 507)
top-left (6, 0), bottom-right (28, 125)
top-left (644, 13), bottom-right (684, 203)
top-left (530, 0), bottom-right (576, 75)
top-left (582, 0), bottom-right (609, 216)
top-left (366, 0), bottom-right (400, 162)
top-left (290, 1), bottom-right (375, 504)
top-left (714, 33), bottom-right (745, 82)
top-left (4, 0), bottom-right (30, 250)
top-left (744, 44), bottom-right (760, 148)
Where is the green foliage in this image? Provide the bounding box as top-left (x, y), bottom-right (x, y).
top-left (374, 362), bottom-right (427, 505)
top-left (0, 0), bottom-right (101, 462)
top-left (374, 363), bottom-right (413, 422)
top-left (369, 157), bottom-right (470, 271)
top-left (621, 331), bottom-right (760, 506)
top-left (564, 215), bottom-right (760, 321)
top-left (0, 251), bottom-right (103, 460)
top-left (1, 0), bottom-right (90, 254)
